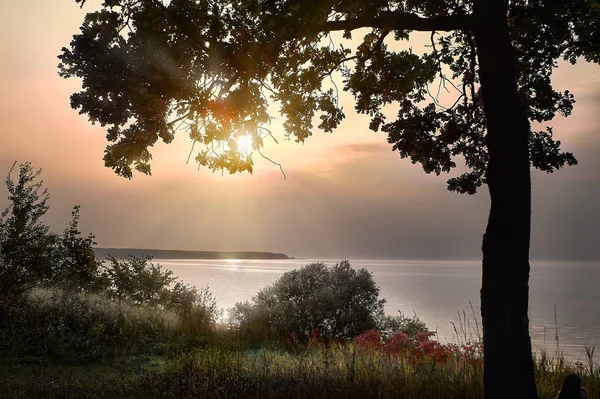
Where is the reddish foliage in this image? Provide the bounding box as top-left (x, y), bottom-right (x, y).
top-left (384, 331), bottom-right (411, 354)
top-left (416, 331), bottom-right (437, 342)
top-left (351, 328), bottom-right (484, 368)
top-left (354, 329), bottom-right (382, 351)
top-left (309, 327), bottom-right (321, 341)
top-left (309, 327), bottom-right (321, 345)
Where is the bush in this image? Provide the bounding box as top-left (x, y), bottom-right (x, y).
top-left (229, 260), bottom-right (385, 342)
top-left (228, 300), bottom-right (272, 342)
top-left (166, 282), bottom-right (219, 336)
top-left (377, 311), bottom-right (428, 341)
top-left (104, 255), bottom-right (175, 305)
top-left (52, 205), bottom-right (108, 293)
top-left (103, 255), bottom-right (219, 335)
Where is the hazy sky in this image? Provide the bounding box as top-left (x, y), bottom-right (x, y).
top-left (1, 1), bottom-right (599, 260)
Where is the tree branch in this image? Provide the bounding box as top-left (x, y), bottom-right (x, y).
top-left (258, 149), bottom-right (286, 180)
top-left (317, 12), bottom-right (475, 33)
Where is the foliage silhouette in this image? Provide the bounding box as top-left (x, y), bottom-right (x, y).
top-left (53, 205), bottom-right (108, 293)
top-left (0, 162), bottom-right (58, 300)
top-left (0, 163), bottom-right (109, 299)
top-left (59, 1), bottom-right (600, 398)
top-left (104, 255), bottom-right (219, 332)
top-left (104, 255), bottom-right (176, 305)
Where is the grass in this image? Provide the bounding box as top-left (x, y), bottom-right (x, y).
top-left (0, 288), bottom-right (598, 398)
top-left (0, 288), bottom-right (184, 362)
top-left (1, 344), bottom-right (598, 398)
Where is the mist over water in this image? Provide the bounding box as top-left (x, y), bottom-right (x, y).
top-left (158, 258), bottom-right (600, 362)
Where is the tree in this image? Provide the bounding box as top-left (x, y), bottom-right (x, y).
top-left (54, 205), bottom-right (108, 292)
top-left (0, 162), bottom-right (58, 300)
top-left (58, 1), bottom-right (600, 397)
top-left (230, 261), bottom-right (385, 342)
top-left (104, 255), bottom-right (176, 304)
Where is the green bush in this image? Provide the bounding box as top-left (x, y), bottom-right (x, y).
top-left (52, 205), bottom-right (108, 293)
top-left (165, 282), bottom-right (219, 337)
top-left (102, 256), bottom-right (219, 334)
top-left (378, 311), bottom-right (428, 341)
top-left (229, 261), bottom-right (385, 342)
top-left (99, 255), bottom-right (219, 344)
top-left (104, 255), bottom-right (175, 305)
top-left (228, 300), bottom-right (272, 343)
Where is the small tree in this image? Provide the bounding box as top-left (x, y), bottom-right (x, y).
top-left (104, 255), bottom-right (175, 305)
top-left (0, 162), bottom-right (58, 300)
top-left (54, 205), bottom-right (107, 292)
top-left (232, 261), bottom-right (385, 342)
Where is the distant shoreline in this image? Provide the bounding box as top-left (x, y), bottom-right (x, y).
top-left (94, 248), bottom-right (291, 260)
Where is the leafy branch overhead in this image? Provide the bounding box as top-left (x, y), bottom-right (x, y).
top-left (60, 0), bottom-right (597, 192)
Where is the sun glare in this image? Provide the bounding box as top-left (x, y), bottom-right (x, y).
top-left (236, 134), bottom-right (253, 156)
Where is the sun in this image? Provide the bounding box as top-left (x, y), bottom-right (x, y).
top-left (236, 134), bottom-right (253, 156)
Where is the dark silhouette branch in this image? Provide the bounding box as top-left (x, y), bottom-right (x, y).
top-left (258, 149), bottom-right (286, 180)
top-left (317, 12), bottom-right (475, 34)
top-left (167, 113), bottom-right (190, 128)
top-left (258, 127), bottom-right (279, 144)
top-left (427, 31), bottom-right (465, 109)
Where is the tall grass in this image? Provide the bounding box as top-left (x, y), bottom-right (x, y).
top-left (2, 341), bottom-right (597, 398)
top-left (0, 287), bottom-right (182, 361)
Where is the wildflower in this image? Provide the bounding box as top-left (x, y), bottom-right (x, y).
top-left (354, 329), bottom-right (381, 351)
top-left (384, 331), bottom-right (410, 354)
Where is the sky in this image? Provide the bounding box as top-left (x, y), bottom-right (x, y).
top-left (1, 1), bottom-right (599, 260)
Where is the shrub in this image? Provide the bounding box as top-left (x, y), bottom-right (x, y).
top-left (228, 300), bottom-right (271, 343)
top-left (354, 329), bottom-right (382, 351)
top-left (104, 255), bottom-right (175, 305)
top-left (377, 311), bottom-right (428, 340)
top-left (384, 331), bottom-right (411, 354)
top-left (102, 255), bottom-right (219, 335)
top-left (229, 260), bottom-right (386, 342)
top-left (166, 282), bottom-right (219, 336)
top-left (52, 205), bottom-right (108, 293)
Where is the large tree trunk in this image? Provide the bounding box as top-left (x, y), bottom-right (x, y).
top-left (473, 1), bottom-right (538, 398)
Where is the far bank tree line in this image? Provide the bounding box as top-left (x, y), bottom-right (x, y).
top-left (0, 161), bottom-right (425, 344)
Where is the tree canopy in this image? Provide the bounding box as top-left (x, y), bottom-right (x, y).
top-left (59, 0), bottom-right (597, 191)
